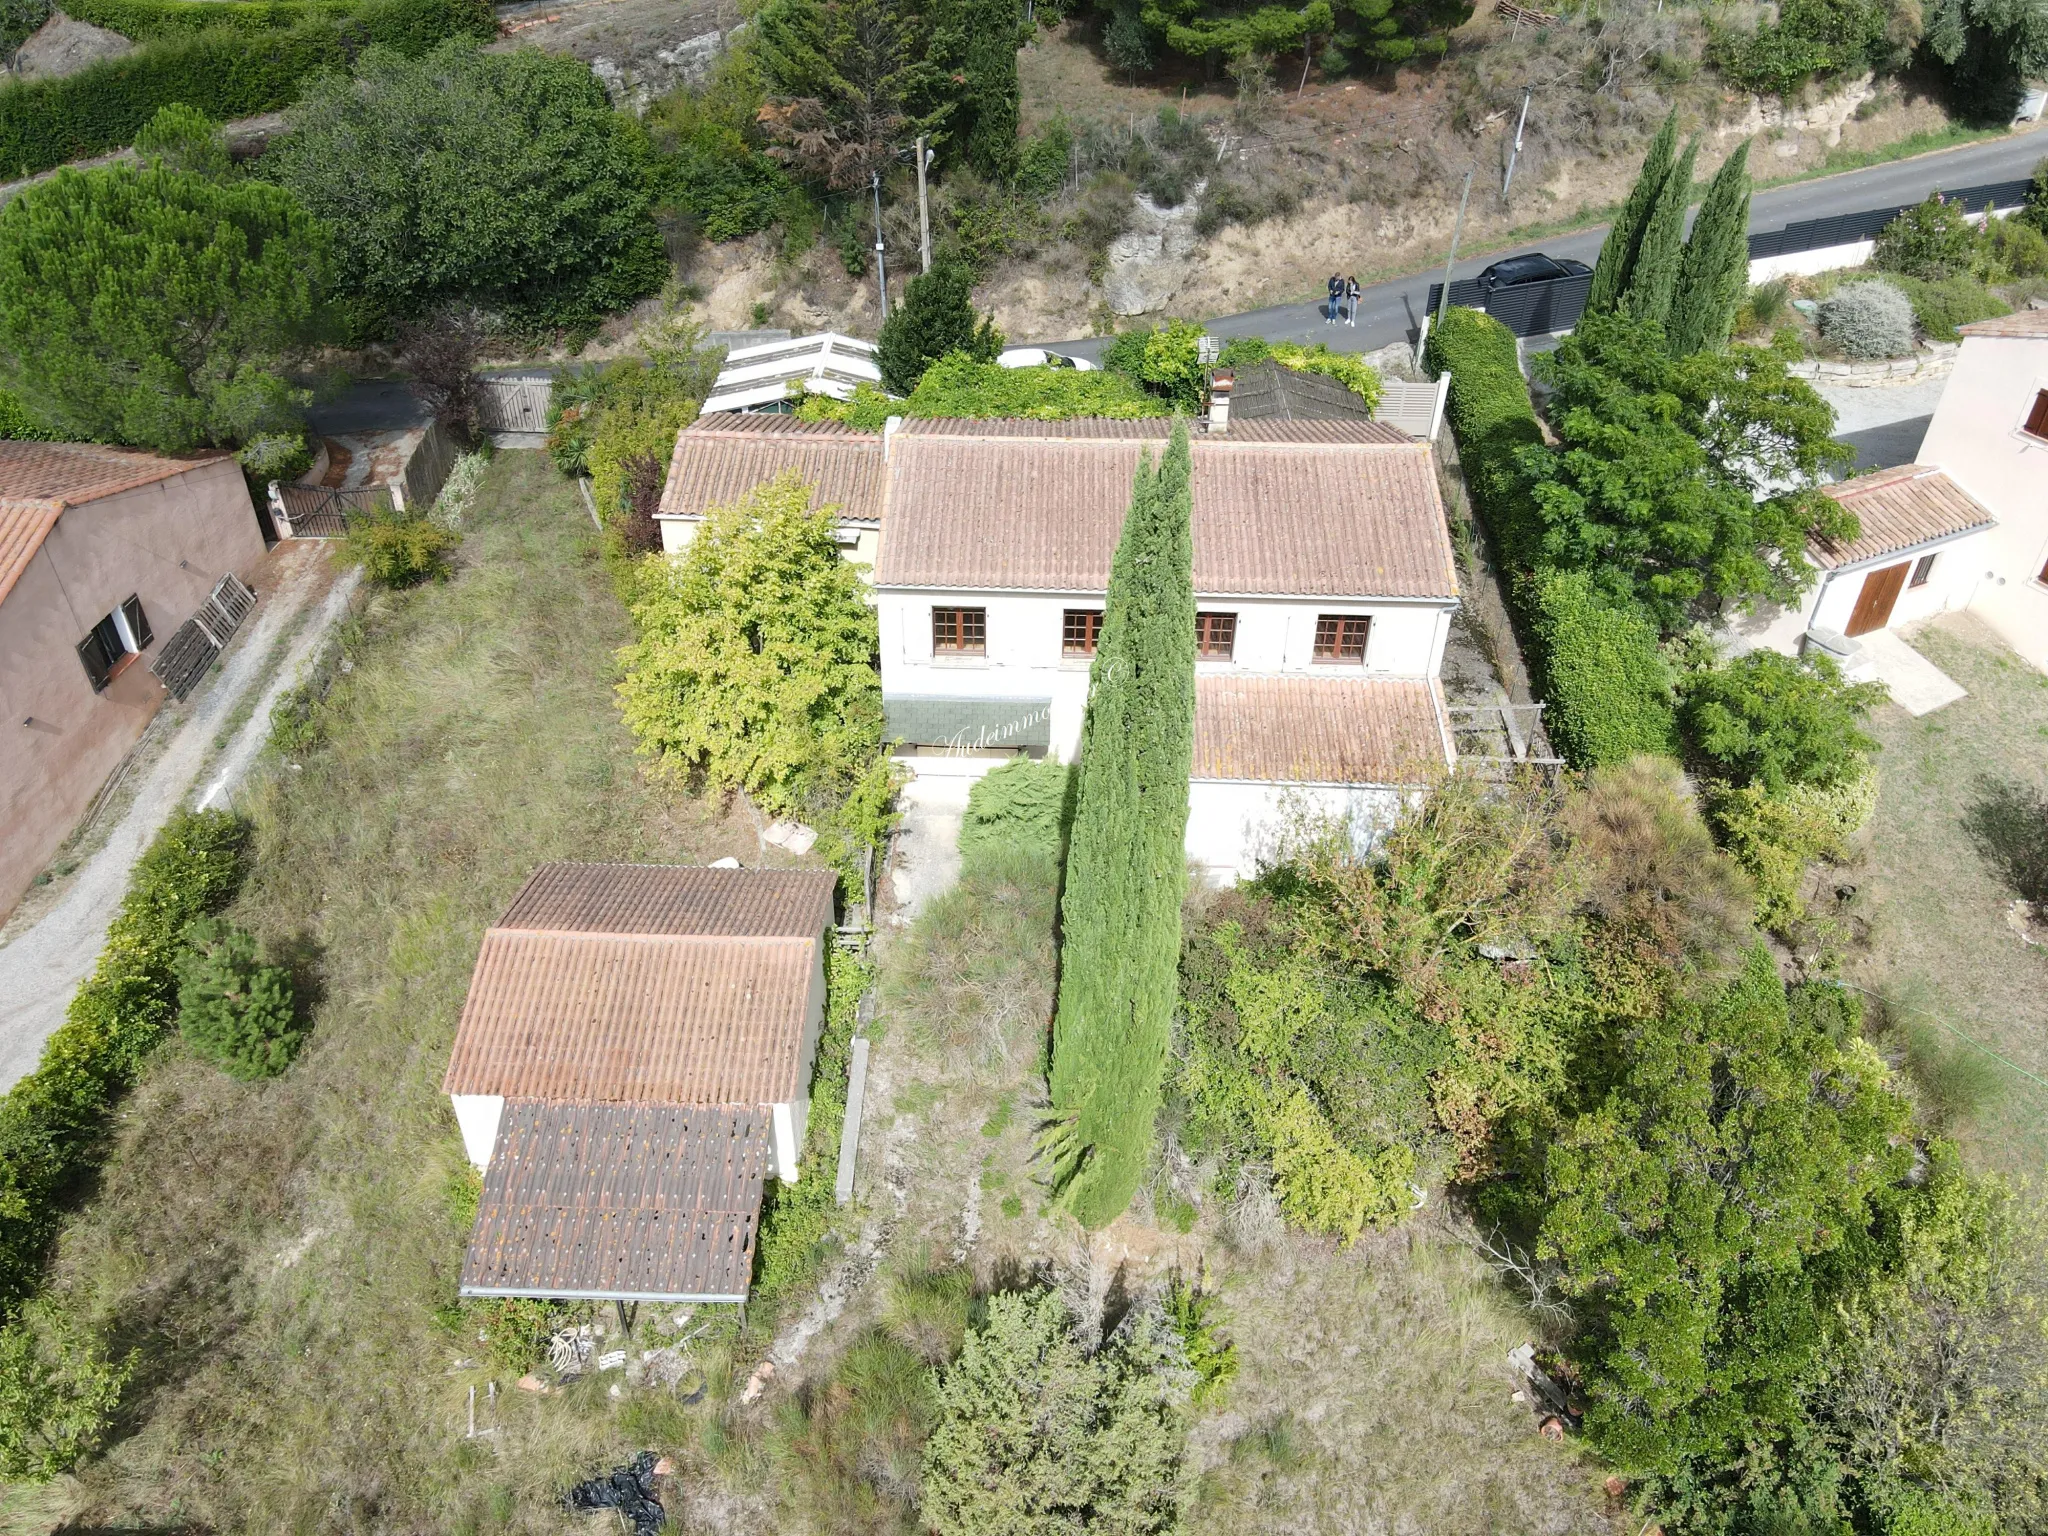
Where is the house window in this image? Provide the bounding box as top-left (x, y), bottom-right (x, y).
top-left (1062, 608), bottom-right (1104, 656)
top-left (76, 594), bottom-right (151, 693)
top-left (1196, 611), bottom-right (1237, 660)
top-left (931, 606), bottom-right (986, 656)
top-left (1312, 614), bottom-right (1369, 664)
top-left (1909, 553), bottom-right (1937, 587)
top-left (2026, 389), bottom-right (2048, 441)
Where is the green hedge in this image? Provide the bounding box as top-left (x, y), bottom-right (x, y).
top-left (0, 810), bottom-right (248, 1319)
top-left (65, 0), bottom-right (390, 39)
top-left (1425, 306), bottom-right (1675, 768)
top-left (0, 0), bottom-right (492, 179)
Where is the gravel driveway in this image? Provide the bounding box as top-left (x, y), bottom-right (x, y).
top-left (0, 544), bottom-right (358, 1091)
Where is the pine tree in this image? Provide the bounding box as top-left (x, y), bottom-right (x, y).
top-left (875, 260), bottom-right (1001, 395)
top-left (1044, 420), bottom-right (1196, 1230)
top-left (1666, 140), bottom-right (1753, 358)
top-left (1622, 133), bottom-right (1699, 332)
top-left (1585, 112), bottom-right (1677, 316)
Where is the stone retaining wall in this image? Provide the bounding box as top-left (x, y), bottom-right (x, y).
top-left (1789, 341), bottom-right (1958, 387)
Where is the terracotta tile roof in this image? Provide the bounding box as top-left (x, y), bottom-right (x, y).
top-left (442, 931), bottom-right (819, 1103)
top-left (897, 416), bottom-right (1174, 439)
top-left (0, 440), bottom-right (227, 606)
top-left (874, 429), bottom-right (1456, 598)
top-left (660, 415), bottom-right (885, 525)
top-left (1956, 309), bottom-right (2048, 339)
top-left (498, 863), bottom-right (835, 939)
top-left (1192, 674), bottom-right (1452, 784)
top-left (459, 1102), bottom-right (771, 1301)
top-left (1815, 465), bottom-right (1995, 570)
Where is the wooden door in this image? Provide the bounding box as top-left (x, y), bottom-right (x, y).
top-left (1846, 562), bottom-right (1908, 636)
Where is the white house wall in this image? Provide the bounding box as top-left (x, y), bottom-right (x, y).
top-left (1920, 334), bottom-right (2048, 669)
top-left (453, 1093), bottom-right (505, 1171)
top-left (878, 589), bottom-right (1454, 760)
top-left (768, 937), bottom-right (829, 1185)
top-left (658, 516), bottom-right (878, 567)
top-left (1808, 535), bottom-right (1989, 637)
top-left (1186, 780), bottom-right (1408, 883)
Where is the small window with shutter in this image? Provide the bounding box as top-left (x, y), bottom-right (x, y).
top-left (76, 596), bottom-right (150, 692)
top-left (2026, 390), bottom-right (2048, 441)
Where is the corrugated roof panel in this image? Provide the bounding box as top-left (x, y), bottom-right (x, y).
top-left (460, 1102), bottom-right (771, 1301)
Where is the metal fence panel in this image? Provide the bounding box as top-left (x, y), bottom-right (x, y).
top-left (275, 483), bottom-right (393, 539)
top-left (1424, 272), bottom-right (1589, 339)
top-left (1746, 178), bottom-right (2032, 260)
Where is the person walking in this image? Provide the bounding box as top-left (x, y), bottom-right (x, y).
top-left (1326, 273), bottom-right (1341, 325)
top-left (1345, 274), bottom-right (1361, 326)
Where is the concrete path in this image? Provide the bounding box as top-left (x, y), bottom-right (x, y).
top-left (1814, 374), bottom-right (1948, 472)
top-left (1039, 126), bottom-right (2048, 358)
top-left (886, 774), bottom-right (969, 922)
top-left (1861, 625), bottom-right (1968, 715)
top-left (0, 544), bottom-right (358, 1092)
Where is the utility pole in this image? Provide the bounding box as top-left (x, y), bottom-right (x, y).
top-left (1436, 167), bottom-right (1475, 330)
top-left (871, 169), bottom-right (889, 319)
top-left (915, 136), bottom-right (933, 274)
top-left (1502, 86), bottom-right (1532, 199)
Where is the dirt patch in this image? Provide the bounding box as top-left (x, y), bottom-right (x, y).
top-left (7, 7), bottom-right (134, 83)
top-left (491, 0), bottom-right (735, 110)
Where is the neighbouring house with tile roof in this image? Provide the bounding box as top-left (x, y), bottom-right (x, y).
top-left (870, 415), bottom-right (1460, 881)
top-left (443, 863), bottom-right (839, 1304)
top-left (0, 440), bottom-right (265, 917)
top-left (656, 414), bottom-right (886, 565)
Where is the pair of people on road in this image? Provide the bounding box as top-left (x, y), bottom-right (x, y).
top-left (1325, 273), bottom-right (1361, 326)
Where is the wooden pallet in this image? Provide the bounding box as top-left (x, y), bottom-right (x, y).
top-left (150, 574), bottom-right (258, 701)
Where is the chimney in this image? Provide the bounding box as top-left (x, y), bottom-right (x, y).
top-left (1208, 369), bottom-right (1233, 435)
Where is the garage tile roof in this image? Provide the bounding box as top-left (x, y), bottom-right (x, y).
top-left (1814, 465), bottom-right (1995, 570)
top-left (459, 1101), bottom-right (771, 1302)
top-left (660, 415), bottom-right (885, 525)
top-left (442, 931), bottom-right (818, 1104)
top-left (874, 426), bottom-right (1456, 598)
top-left (0, 440), bottom-right (227, 606)
top-left (1192, 674), bottom-right (1453, 784)
top-left (1956, 309), bottom-right (2048, 339)
top-left (497, 863), bottom-right (835, 939)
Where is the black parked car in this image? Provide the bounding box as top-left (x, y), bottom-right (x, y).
top-left (1477, 253), bottom-right (1592, 292)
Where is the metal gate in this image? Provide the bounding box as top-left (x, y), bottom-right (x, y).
top-left (271, 483), bottom-right (393, 539)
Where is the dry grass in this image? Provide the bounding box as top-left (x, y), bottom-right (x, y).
top-left (1842, 611), bottom-right (2048, 1185)
top-left (35, 451), bottom-right (765, 1533)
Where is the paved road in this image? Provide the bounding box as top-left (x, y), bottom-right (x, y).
top-left (1041, 126), bottom-right (2048, 359)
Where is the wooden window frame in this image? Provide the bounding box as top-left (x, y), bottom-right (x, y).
top-left (1061, 608), bottom-right (1104, 657)
top-left (1195, 611), bottom-right (1237, 660)
top-left (1312, 614), bottom-right (1370, 664)
top-left (1909, 553), bottom-right (1937, 588)
top-left (2025, 389), bottom-right (2048, 442)
top-left (931, 606), bottom-right (987, 656)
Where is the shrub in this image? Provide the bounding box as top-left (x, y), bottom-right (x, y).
top-left (0, 1304), bottom-right (131, 1483)
top-left (876, 261), bottom-right (1001, 395)
top-left (1817, 280), bottom-right (1917, 359)
top-left (1706, 770), bottom-right (1877, 927)
top-left (1983, 213), bottom-right (2048, 279)
top-left (960, 758), bottom-right (1072, 862)
top-left (174, 918), bottom-right (302, 1079)
top-left (131, 101), bottom-right (230, 178)
top-left (1890, 274), bottom-right (2011, 342)
top-left (343, 511), bottom-right (459, 587)
top-left (0, 809), bottom-right (247, 1320)
top-left (615, 471), bottom-right (882, 821)
top-left (1872, 194), bottom-right (1980, 282)
top-left (0, 162), bottom-right (327, 452)
top-left (1422, 305), bottom-right (1545, 570)
top-left (1101, 318), bottom-right (1209, 410)
top-left (921, 1288), bottom-right (1191, 1536)
top-left (0, 389), bottom-right (56, 441)
top-left (1735, 277), bottom-right (1792, 336)
top-left (1528, 570), bottom-right (1677, 767)
top-left (1961, 775), bottom-right (2048, 912)
top-left (898, 353), bottom-right (1165, 420)
top-left (2026, 156), bottom-right (2048, 234)
top-left (0, 0), bottom-right (494, 179)
top-left (237, 432), bottom-right (312, 485)
top-left (1676, 647), bottom-right (1884, 794)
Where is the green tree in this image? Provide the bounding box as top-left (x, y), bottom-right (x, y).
top-left (921, 1289), bottom-right (1191, 1536)
top-left (132, 103), bottom-right (233, 180)
top-left (1676, 647), bottom-right (1886, 794)
top-left (1045, 422), bottom-right (1195, 1229)
top-left (175, 918), bottom-right (303, 1080)
top-left (263, 41), bottom-right (665, 333)
top-left (615, 471), bottom-right (883, 820)
top-left (963, 0), bottom-right (1024, 180)
top-left (876, 261), bottom-right (1001, 393)
top-left (1524, 311), bottom-right (1855, 629)
top-left (0, 1307), bottom-right (131, 1482)
top-left (1101, 318), bottom-right (1209, 410)
top-left (0, 163), bottom-right (326, 452)
top-left (1586, 111), bottom-right (1676, 315)
top-left (1666, 140), bottom-right (1752, 358)
top-left (1872, 192), bottom-right (1981, 281)
top-left (1623, 133), bottom-right (1699, 329)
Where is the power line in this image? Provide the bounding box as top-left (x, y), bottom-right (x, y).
top-left (1834, 980), bottom-right (2048, 1098)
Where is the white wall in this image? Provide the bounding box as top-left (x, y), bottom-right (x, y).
top-left (1186, 780), bottom-right (1408, 883)
top-left (1746, 208), bottom-right (2011, 285)
top-left (1807, 536), bottom-right (1988, 637)
top-left (878, 588), bottom-right (1455, 760)
top-left (658, 516), bottom-right (878, 567)
top-left (1921, 335), bottom-right (2048, 669)
top-left (452, 1094), bottom-right (505, 1171)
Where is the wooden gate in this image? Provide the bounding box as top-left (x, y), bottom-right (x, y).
top-left (477, 375), bottom-right (553, 435)
top-left (273, 483), bottom-right (393, 539)
top-left (1846, 562), bottom-right (1908, 637)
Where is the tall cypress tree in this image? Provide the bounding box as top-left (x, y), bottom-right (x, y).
top-left (963, 0), bottom-right (1023, 181)
top-left (1665, 140), bottom-right (1753, 358)
top-left (1586, 112), bottom-right (1677, 316)
top-left (1623, 133), bottom-right (1699, 332)
top-left (1044, 420), bottom-right (1196, 1230)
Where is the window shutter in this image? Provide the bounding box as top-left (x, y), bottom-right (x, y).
top-left (121, 594), bottom-right (152, 650)
top-left (77, 630), bottom-right (115, 692)
top-left (2027, 390), bottom-right (2048, 440)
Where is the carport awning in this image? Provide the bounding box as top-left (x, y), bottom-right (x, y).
top-left (885, 695), bottom-right (1054, 751)
top-left (460, 1102), bottom-right (771, 1303)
